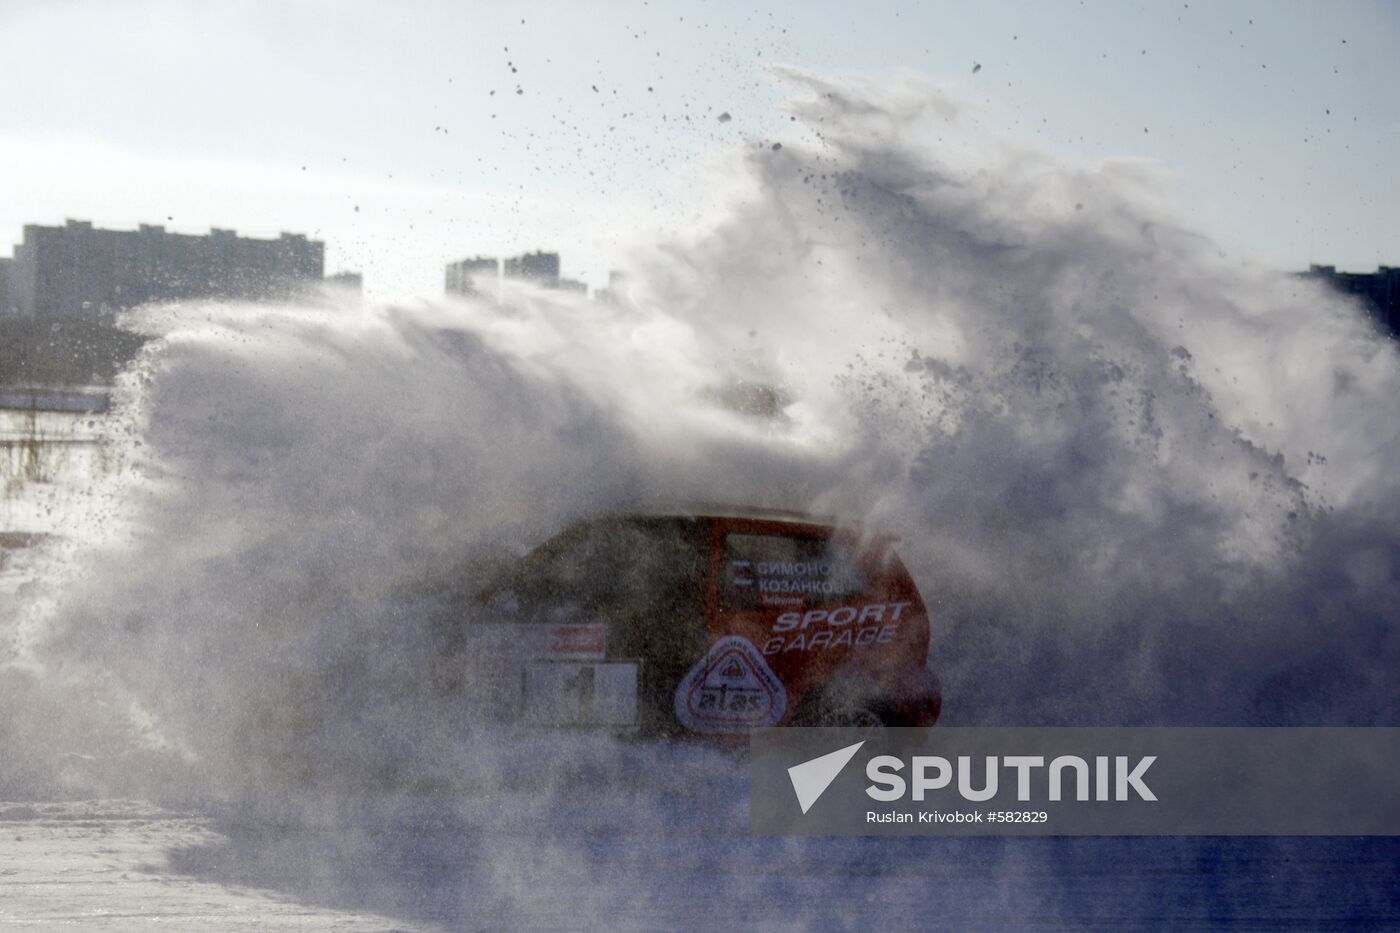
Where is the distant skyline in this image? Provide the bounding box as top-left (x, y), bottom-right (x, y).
top-left (2, 0), bottom-right (1396, 301)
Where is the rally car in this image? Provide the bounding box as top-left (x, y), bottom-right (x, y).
top-left (438, 510), bottom-right (941, 735)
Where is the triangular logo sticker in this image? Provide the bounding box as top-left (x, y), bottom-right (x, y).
top-left (674, 635), bottom-right (787, 733)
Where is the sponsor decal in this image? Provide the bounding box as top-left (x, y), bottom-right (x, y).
top-left (548, 624), bottom-right (606, 659)
top-left (675, 635), bottom-right (788, 733)
top-left (762, 625), bottom-right (899, 654)
top-left (761, 601), bottom-right (911, 654)
top-left (771, 602), bottom-right (912, 632)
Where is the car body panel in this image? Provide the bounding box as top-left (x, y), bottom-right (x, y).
top-left (453, 511), bottom-right (940, 734)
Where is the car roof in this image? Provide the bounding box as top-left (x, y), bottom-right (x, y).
top-left (597, 504), bottom-right (878, 533)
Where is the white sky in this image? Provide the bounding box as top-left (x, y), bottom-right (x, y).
top-left (1, 0), bottom-right (1396, 301)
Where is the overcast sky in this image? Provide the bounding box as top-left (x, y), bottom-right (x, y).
top-left (2, 0), bottom-right (1396, 300)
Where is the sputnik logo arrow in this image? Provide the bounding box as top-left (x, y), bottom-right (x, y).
top-left (787, 741), bottom-right (865, 814)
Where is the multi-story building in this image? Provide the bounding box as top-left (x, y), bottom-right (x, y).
top-left (448, 251), bottom-right (578, 297)
top-left (1303, 265), bottom-right (1400, 336)
top-left (594, 270), bottom-right (627, 305)
top-left (325, 271), bottom-right (363, 293)
top-left (503, 251), bottom-right (560, 289)
top-left (445, 256), bottom-right (498, 296)
top-left (3, 219), bottom-right (325, 320)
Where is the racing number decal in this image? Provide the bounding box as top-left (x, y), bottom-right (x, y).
top-left (524, 661), bottom-right (639, 727)
top-left (674, 635), bottom-right (787, 733)
top-left (564, 665), bottom-right (596, 719)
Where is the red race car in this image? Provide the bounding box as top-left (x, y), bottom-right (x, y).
top-left (444, 509), bottom-right (941, 735)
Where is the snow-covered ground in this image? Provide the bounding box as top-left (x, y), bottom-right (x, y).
top-left (0, 800), bottom-right (418, 931)
top-left (2, 798), bottom-right (1398, 931)
top-left (0, 408), bottom-right (111, 538)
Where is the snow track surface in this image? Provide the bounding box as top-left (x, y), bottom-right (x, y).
top-left (2, 798), bottom-right (1398, 931)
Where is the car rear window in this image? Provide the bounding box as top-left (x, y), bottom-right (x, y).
top-left (489, 518), bottom-right (706, 621)
top-left (720, 532), bottom-right (866, 610)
